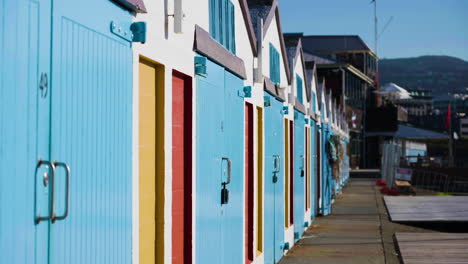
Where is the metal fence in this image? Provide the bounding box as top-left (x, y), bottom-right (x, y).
top-left (381, 139), bottom-right (402, 185)
top-left (410, 168), bottom-right (468, 194)
top-left (381, 141), bottom-right (468, 194)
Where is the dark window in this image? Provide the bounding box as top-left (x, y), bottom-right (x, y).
top-left (269, 43), bottom-right (281, 84)
top-left (312, 92), bottom-right (317, 112)
top-left (296, 74), bottom-right (303, 104)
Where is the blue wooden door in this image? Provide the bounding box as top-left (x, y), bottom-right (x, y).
top-left (48, 1), bottom-right (133, 263)
top-left (1, 0), bottom-right (133, 262)
top-left (195, 57), bottom-right (244, 264)
top-left (264, 95), bottom-right (285, 264)
top-left (293, 111), bottom-right (305, 239)
top-left (222, 68), bottom-right (245, 264)
top-left (195, 58), bottom-right (224, 264)
top-left (1, 0), bottom-right (51, 263)
top-left (321, 124), bottom-right (332, 215)
top-left (310, 120), bottom-right (316, 221)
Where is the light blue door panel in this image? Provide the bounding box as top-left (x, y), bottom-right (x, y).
top-left (222, 68), bottom-right (245, 264)
top-left (196, 57), bottom-right (244, 264)
top-left (310, 121), bottom-right (316, 221)
top-left (264, 95), bottom-right (285, 264)
top-left (195, 58), bottom-right (224, 264)
top-left (48, 1), bottom-right (133, 263)
top-left (321, 124), bottom-right (332, 215)
top-left (0, 0), bottom-right (51, 263)
top-left (293, 111), bottom-right (305, 239)
top-left (1, 0), bottom-right (133, 263)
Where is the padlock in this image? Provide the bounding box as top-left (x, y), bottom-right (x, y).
top-left (221, 186), bottom-right (229, 205)
top-left (273, 174), bottom-right (278, 183)
top-left (301, 169), bottom-right (304, 177)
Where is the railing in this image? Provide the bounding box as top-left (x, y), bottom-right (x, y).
top-left (406, 167), bottom-right (468, 194)
top-left (400, 155), bottom-right (468, 169)
top-left (411, 169), bottom-right (450, 193)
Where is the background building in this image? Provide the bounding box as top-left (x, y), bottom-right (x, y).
top-left (285, 34), bottom-right (377, 169)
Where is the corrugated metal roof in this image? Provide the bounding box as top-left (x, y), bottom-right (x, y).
top-left (366, 125), bottom-right (448, 139)
top-left (317, 81), bottom-right (325, 106)
top-left (285, 45), bottom-right (296, 72)
top-left (396, 125), bottom-right (448, 139)
top-left (301, 35), bottom-right (372, 53)
top-left (283, 34), bottom-right (301, 69)
top-left (247, 3), bottom-right (272, 37)
top-left (306, 68), bottom-right (314, 88)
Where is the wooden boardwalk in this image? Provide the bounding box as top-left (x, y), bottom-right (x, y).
top-left (384, 196), bottom-right (468, 222)
top-left (279, 179), bottom-right (386, 264)
top-left (395, 233), bottom-right (468, 264)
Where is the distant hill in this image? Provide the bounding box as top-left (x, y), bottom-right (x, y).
top-left (379, 56), bottom-right (468, 97)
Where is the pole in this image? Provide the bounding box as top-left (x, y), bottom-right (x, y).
top-left (373, 0), bottom-right (380, 110)
top-left (374, 0), bottom-right (378, 55)
top-left (374, 0), bottom-right (379, 91)
top-left (448, 108), bottom-right (454, 167)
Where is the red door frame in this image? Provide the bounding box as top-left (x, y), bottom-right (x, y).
top-left (172, 70), bottom-right (192, 264)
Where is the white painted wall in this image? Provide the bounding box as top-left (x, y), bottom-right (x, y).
top-left (262, 17), bottom-right (290, 103)
top-left (310, 73), bottom-right (320, 116)
top-left (293, 52), bottom-right (307, 108)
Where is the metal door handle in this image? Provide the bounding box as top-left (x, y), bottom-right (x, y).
top-left (222, 157), bottom-right (231, 185)
top-left (273, 155), bottom-right (281, 173)
top-left (36, 160), bottom-right (56, 224)
top-left (52, 161), bottom-right (70, 222)
top-left (273, 156), bottom-right (277, 172)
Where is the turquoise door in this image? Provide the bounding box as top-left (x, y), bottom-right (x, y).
top-left (310, 120), bottom-right (316, 221)
top-left (264, 95), bottom-right (285, 264)
top-left (0, 0), bottom-right (133, 262)
top-left (293, 110), bottom-right (305, 239)
top-left (0, 0), bottom-right (52, 263)
top-left (196, 57), bottom-right (244, 264)
top-left (49, 0), bottom-right (133, 262)
top-left (321, 124), bottom-right (332, 215)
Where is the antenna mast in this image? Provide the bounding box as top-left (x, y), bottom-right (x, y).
top-left (374, 0), bottom-right (378, 55)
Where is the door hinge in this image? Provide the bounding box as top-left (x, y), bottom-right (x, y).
top-left (281, 106), bottom-right (289, 115)
top-left (238, 86), bottom-right (252, 98)
top-left (195, 56), bottom-right (207, 76)
top-left (110, 21), bottom-right (146, 43)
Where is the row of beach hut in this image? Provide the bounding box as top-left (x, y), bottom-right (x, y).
top-left (0, 0), bottom-right (350, 263)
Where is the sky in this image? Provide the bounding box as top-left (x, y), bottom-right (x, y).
top-left (278, 0), bottom-right (468, 61)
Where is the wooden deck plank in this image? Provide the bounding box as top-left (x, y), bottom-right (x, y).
top-left (384, 196), bottom-right (468, 222)
top-left (395, 233), bottom-right (468, 264)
